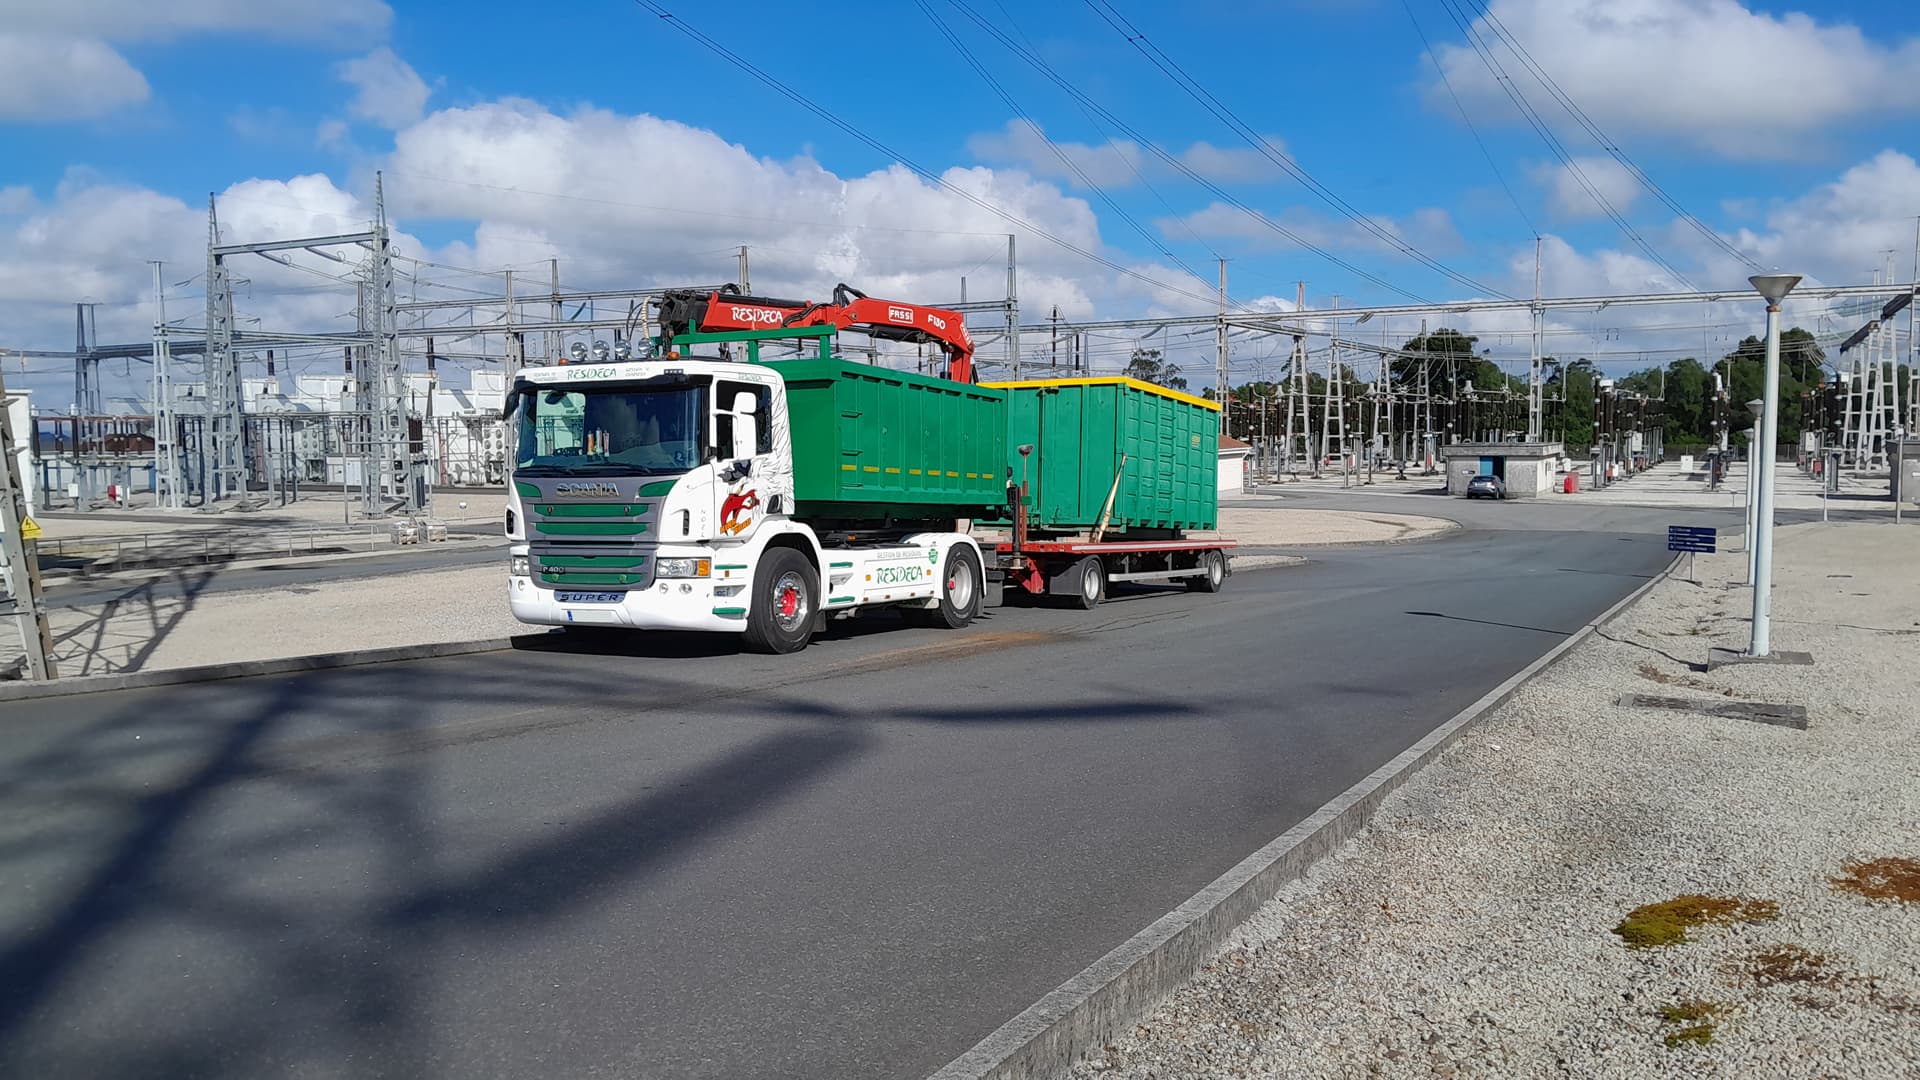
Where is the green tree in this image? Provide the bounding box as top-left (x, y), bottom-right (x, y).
top-left (1125, 347), bottom-right (1187, 391)
top-left (1392, 328), bottom-right (1479, 396)
top-left (1550, 357), bottom-right (1598, 452)
top-left (1660, 358), bottom-right (1710, 444)
top-left (1713, 327), bottom-right (1823, 447)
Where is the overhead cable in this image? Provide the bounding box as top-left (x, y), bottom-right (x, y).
top-left (943, 1), bottom-right (1435, 304)
top-left (631, 0), bottom-right (1224, 309)
top-left (1087, 0), bottom-right (1516, 300)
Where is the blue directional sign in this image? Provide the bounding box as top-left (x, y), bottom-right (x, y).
top-left (1667, 525), bottom-right (1717, 554)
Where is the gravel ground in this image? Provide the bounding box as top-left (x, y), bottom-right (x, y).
top-left (1072, 520), bottom-right (1920, 1080)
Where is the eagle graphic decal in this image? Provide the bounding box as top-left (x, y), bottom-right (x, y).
top-left (720, 488), bottom-right (760, 536)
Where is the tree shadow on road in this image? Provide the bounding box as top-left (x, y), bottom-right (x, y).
top-left (0, 658), bottom-right (872, 1077)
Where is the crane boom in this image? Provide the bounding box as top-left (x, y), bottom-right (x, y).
top-left (657, 283), bottom-right (977, 382)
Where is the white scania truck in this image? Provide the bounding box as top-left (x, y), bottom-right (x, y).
top-left (505, 287), bottom-right (1230, 654)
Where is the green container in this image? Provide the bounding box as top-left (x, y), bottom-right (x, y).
top-left (766, 358), bottom-right (1008, 522)
top-left (989, 377), bottom-right (1220, 535)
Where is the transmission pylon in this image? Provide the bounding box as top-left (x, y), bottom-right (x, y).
top-left (150, 262), bottom-right (181, 509)
top-left (1283, 335), bottom-right (1314, 476)
top-left (203, 197), bottom-right (246, 502)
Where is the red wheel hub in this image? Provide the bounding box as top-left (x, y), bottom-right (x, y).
top-left (779, 585), bottom-right (799, 619)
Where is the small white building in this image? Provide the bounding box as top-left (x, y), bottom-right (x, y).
top-left (1440, 441), bottom-right (1566, 498)
top-left (1218, 435), bottom-right (1252, 496)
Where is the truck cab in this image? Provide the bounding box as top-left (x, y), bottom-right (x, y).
top-left (504, 343), bottom-right (984, 653)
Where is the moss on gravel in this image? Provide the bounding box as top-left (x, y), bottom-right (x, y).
top-left (1830, 857), bottom-right (1920, 903)
top-left (1658, 1000), bottom-right (1727, 1048)
top-left (1613, 894), bottom-right (1779, 949)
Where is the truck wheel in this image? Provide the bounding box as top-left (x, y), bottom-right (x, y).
top-left (1186, 549), bottom-right (1227, 593)
top-left (911, 546), bottom-right (983, 629)
top-left (743, 547), bottom-right (817, 654)
top-left (1071, 555), bottom-right (1106, 610)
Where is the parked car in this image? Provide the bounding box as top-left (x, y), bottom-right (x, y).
top-left (1465, 474), bottom-right (1508, 500)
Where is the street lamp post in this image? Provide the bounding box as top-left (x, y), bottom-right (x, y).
top-left (1744, 397), bottom-right (1764, 585)
top-left (1748, 273), bottom-right (1802, 658)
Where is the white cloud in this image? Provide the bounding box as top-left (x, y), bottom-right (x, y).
top-left (317, 119), bottom-right (351, 149)
top-left (1426, 0), bottom-right (1920, 157)
top-left (1531, 156), bottom-right (1641, 219)
top-left (0, 172), bottom-right (398, 349)
top-left (0, 0), bottom-right (393, 122)
top-left (338, 47), bottom-right (429, 129)
top-left (1164, 201), bottom-right (1463, 257)
top-left (2, 99), bottom-right (1239, 382)
top-left (0, 34), bottom-right (149, 120)
top-left (967, 119), bottom-right (1285, 188)
top-left (385, 100), bottom-right (1138, 321)
top-left (7, 0), bottom-right (391, 43)
top-left (0, 186), bottom-right (36, 215)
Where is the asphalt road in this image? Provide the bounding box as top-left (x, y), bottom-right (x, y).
top-left (0, 518), bottom-right (1677, 1079)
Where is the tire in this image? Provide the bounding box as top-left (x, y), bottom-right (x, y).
top-left (1186, 549), bottom-right (1227, 593)
top-left (743, 547), bottom-right (817, 654)
top-left (911, 546), bottom-right (983, 629)
top-left (1070, 555), bottom-right (1106, 610)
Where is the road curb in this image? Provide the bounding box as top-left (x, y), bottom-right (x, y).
top-left (0, 633), bottom-right (557, 704)
top-left (929, 551), bottom-right (1683, 1080)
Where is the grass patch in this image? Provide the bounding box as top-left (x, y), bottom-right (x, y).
top-left (1658, 1000), bottom-right (1727, 1048)
top-left (1613, 895), bottom-right (1779, 949)
top-left (1636, 662), bottom-right (1674, 684)
top-left (1830, 857), bottom-right (1920, 903)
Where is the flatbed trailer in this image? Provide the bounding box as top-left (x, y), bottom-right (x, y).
top-left (995, 536), bottom-right (1234, 609)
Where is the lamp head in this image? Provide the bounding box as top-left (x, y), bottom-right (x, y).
top-left (1746, 398), bottom-right (1765, 419)
top-left (1748, 273), bottom-right (1802, 306)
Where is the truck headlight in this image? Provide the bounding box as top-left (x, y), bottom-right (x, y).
top-left (510, 555), bottom-right (530, 577)
top-left (655, 558), bottom-right (710, 579)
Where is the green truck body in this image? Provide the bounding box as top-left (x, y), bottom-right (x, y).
top-left (765, 358), bottom-right (1009, 522)
top-left (989, 377), bottom-right (1220, 535)
top-left (762, 362), bottom-right (1221, 534)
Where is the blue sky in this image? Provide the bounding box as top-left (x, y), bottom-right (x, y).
top-left (4, 0), bottom-right (1919, 398)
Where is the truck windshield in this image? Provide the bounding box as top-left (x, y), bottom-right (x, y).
top-left (514, 384), bottom-right (707, 475)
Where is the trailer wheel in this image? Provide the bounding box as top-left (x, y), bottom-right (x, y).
top-left (1071, 555), bottom-right (1106, 610)
top-left (743, 547), bottom-right (817, 654)
top-left (910, 546), bottom-right (983, 629)
top-left (1186, 549), bottom-right (1227, 593)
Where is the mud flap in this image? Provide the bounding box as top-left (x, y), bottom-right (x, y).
top-left (982, 567), bottom-right (1006, 609)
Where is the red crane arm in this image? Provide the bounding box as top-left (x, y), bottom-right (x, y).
top-left (657, 284), bottom-right (977, 383)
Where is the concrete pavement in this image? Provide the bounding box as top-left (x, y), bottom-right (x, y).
top-left (0, 519), bottom-right (1676, 1079)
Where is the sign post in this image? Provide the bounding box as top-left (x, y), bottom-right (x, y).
top-left (1667, 525), bottom-right (1717, 585)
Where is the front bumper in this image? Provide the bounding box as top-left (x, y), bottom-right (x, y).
top-left (508, 561), bottom-right (748, 633)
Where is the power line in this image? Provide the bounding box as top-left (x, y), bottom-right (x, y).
top-left (1399, 0), bottom-right (1536, 238)
top-left (1086, 0), bottom-right (1515, 300)
top-left (1471, 2), bottom-right (1763, 273)
top-left (980, 0), bottom-right (1226, 265)
top-left (629, 1), bottom-right (1224, 309)
top-left (913, 1), bottom-right (1231, 304)
top-left (1434, 0), bottom-right (1696, 290)
top-left (942, 1), bottom-right (1435, 304)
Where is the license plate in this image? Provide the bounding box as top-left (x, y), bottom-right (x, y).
top-left (556, 591), bottom-right (624, 604)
